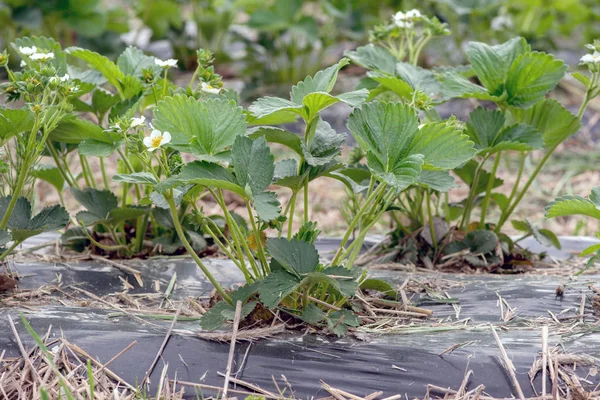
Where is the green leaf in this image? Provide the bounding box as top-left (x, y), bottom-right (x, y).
top-left (511, 219), bottom-right (530, 232)
top-left (253, 191), bottom-right (281, 222)
top-left (66, 47), bottom-right (125, 93)
top-left (367, 72), bottom-right (414, 101)
top-left (116, 46), bottom-right (160, 77)
top-left (409, 123), bottom-right (476, 169)
top-left (248, 96), bottom-right (303, 122)
top-left (572, 72), bottom-right (591, 87)
top-left (454, 160), bottom-right (504, 195)
top-left (0, 197), bottom-right (69, 242)
top-left (348, 101), bottom-right (424, 190)
top-left (166, 161), bottom-right (245, 197)
top-left (290, 58), bottom-right (349, 103)
top-left (153, 96), bottom-right (246, 155)
top-left (344, 44), bottom-right (396, 74)
top-left (0, 230), bottom-right (11, 247)
top-left (545, 195), bottom-right (600, 220)
top-left (70, 188), bottom-right (118, 224)
top-left (248, 126), bottom-right (302, 155)
top-left (91, 90), bottom-right (119, 116)
top-left (301, 303), bottom-right (327, 324)
top-left (199, 302), bottom-right (230, 330)
top-left (266, 237), bottom-right (320, 276)
top-left (78, 139), bottom-right (121, 157)
top-left (463, 230), bottom-right (498, 254)
top-left (327, 309), bottom-right (360, 336)
top-left (113, 172), bottom-right (158, 185)
top-left (466, 37), bottom-right (529, 96)
top-left (580, 243), bottom-right (600, 257)
top-left (32, 164), bottom-right (65, 193)
top-left (258, 270), bottom-right (300, 309)
top-left (323, 266), bottom-right (359, 297)
top-left (232, 136), bottom-right (274, 194)
top-left (0, 109), bottom-right (35, 143)
top-left (466, 107), bottom-right (543, 153)
top-left (301, 119), bottom-right (346, 167)
top-left (50, 117), bottom-right (113, 144)
top-left (507, 99), bottom-right (580, 149)
top-left (417, 170), bottom-right (459, 192)
top-left (359, 278), bottom-right (397, 300)
top-left (505, 52), bottom-right (567, 108)
top-left (107, 207), bottom-right (150, 224)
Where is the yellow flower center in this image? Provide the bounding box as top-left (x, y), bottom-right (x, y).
top-left (151, 136), bottom-right (163, 148)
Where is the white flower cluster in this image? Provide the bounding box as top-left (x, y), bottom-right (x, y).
top-left (393, 9), bottom-right (422, 29)
top-left (19, 46), bottom-right (55, 62)
top-left (155, 58), bottom-right (178, 69)
top-left (581, 52), bottom-right (600, 65)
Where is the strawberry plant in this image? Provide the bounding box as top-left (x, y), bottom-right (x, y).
top-left (344, 11), bottom-right (595, 270)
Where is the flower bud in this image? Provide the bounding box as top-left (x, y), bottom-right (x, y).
top-left (0, 51), bottom-right (8, 67)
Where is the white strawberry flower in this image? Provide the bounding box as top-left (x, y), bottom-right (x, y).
top-left (581, 52), bottom-right (600, 64)
top-left (143, 129), bottom-right (171, 152)
top-left (20, 60), bottom-right (26, 67)
top-left (155, 58), bottom-right (178, 68)
top-left (130, 115), bottom-right (146, 128)
top-left (60, 74), bottom-right (70, 82)
top-left (405, 9), bottom-right (422, 19)
top-left (201, 82), bottom-right (221, 94)
top-left (393, 12), bottom-right (412, 29)
top-left (30, 52), bottom-right (55, 61)
top-left (19, 46), bottom-right (37, 55)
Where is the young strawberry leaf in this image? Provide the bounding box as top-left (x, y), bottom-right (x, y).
top-left (466, 37), bottom-right (530, 97)
top-left (466, 107), bottom-right (544, 154)
top-left (266, 237), bottom-right (320, 276)
top-left (248, 126), bottom-right (303, 155)
top-left (507, 99), bottom-right (581, 149)
top-left (153, 96), bottom-right (246, 157)
top-left (66, 47), bottom-right (125, 94)
top-left (327, 309), bottom-right (360, 336)
top-left (416, 170), bottom-right (459, 192)
top-left (301, 119), bottom-right (346, 167)
top-left (70, 188), bottom-right (147, 226)
top-left (345, 44), bottom-right (397, 74)
top-left (546, 189), bottom-right (600, 220)
top-left (249, 59), bottom-right (368, 124)
top-left (505, 52), bottom-right (566, 108)
top-left (409, 123), bottom-right (476, 169)
top-left (258, 270), bottom-right (301, 309)
top-left (116, 46), bottom-right (161, 77)
top-left (252, 191), bottom-right (281, 222)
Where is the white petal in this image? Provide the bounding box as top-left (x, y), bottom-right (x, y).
top-left (147, 147), bottom-right (157, 152)
top-left (143, 136), bottom-right (154, 147)
top-left (150, 129), bottom-right (162, 138)
top-left (161, 131), bottom-right (172, 144)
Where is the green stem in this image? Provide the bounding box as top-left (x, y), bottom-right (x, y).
top-left (0, 157), bottom-right (29, 230)
top-left (100, 158), bottom-right (110, 189)
top-left (426, 190), bottom-right (437, 250)
top-left (0, 241), bottom-right (22, 261)
top-left (332, 184), bottom-right (387, 266)
top-left (460, 154), bottom-right (489, 230)
top-left (303, 178), bottom-right (309, 224)
top-left (479, 152), bottom-right (501, 229)
top-left (166, 194), bottom-right (231, 303)
top-left (246, 203), bottom-right (269, 274)
top-left (287, 192), bottom-right (298, 240)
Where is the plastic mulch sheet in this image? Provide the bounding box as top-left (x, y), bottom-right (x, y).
top-left (1, 234), bottom-right (599, 398)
